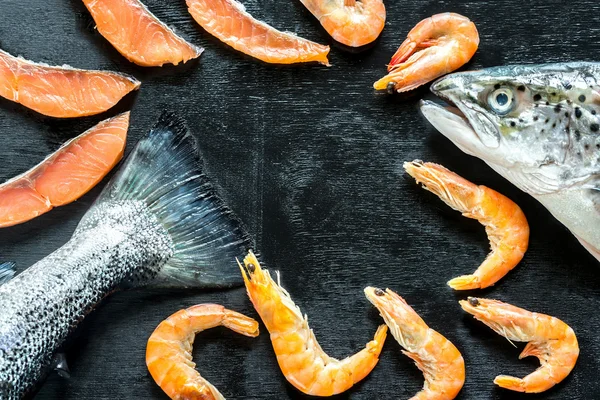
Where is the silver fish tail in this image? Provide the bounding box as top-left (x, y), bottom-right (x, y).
top-left (0, 263), bottom-right (15, 285)
top-left (0, 112), bottom-right (253, 398)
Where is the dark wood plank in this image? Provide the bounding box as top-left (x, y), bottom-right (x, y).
top-left (1, 0), bottom-right (599, 398)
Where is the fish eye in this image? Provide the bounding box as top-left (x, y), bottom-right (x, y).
top-left (488, 88), bottom-right (515, 115)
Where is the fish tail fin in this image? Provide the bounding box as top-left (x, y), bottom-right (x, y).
top-left (0, 262), bottom-right (16, 285)
top-left (96, 111), bottom-right (254, 288)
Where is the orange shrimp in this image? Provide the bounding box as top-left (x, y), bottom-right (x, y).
top-left (299, 0), bottom-right (386, 47)
top-left (460, 297), bottom-right (579, 393)
top-left (238, 251), bottom-right (388, 396)
top-left (374, 13), bottom-right (478, 93)
top-left (146, 304), bottom-right (259, 400)
top-left (404, 161), bottom-right (529, 290)
top-left (365, 287), bottom-right (465, 400)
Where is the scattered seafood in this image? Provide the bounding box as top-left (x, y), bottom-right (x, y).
top-left (239, 251), bottom-right (387, 396)
top-left (460, 297), bottom-right (579, 393)
top-left (404, 161), bottom-right (529, 290)
top-left (82, 0), bottom-right (203, 67)
top-left (374, 13), bottom-right (478, 93)
top-left (0, 49), bottom-right (140, 117)
top-left (421, 63), bottom-right (600, 261)
top-left (0, 113), bottom-right (130, 228)
top-left (147, 304), bottom-right (259, 400)
top-left (0, 112), bottom-right (253, 398)
top-left (365, 287), bottom-right (465, 400)
top-left (298, 0), bottom-right (385, 47)
top-left (186, 0), bottom-right (330, 65)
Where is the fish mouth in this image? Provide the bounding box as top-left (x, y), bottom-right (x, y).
top-left (423, 72), bottom-right (506, 154)
top-left (422, 76), bottom-right (476, 145)
top-left (419, 99), bottom-right (485, 158)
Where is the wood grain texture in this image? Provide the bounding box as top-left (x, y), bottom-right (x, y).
top-left (1, 0), bottom-right (599, 398)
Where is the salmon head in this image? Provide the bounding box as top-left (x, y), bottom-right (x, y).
top-left (420, 63), bottom-right (600, 261)
top-left (420, 62), bottom-right (600, 195)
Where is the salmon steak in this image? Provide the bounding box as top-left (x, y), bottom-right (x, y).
top-left (82, 0), bottom-right (203, 67)
top-left (0, 112), bottom-right (130, 228)
top-left (186, 0), bottom-right (330, 65)
top-left (0, 49), bottom-right (140, 118)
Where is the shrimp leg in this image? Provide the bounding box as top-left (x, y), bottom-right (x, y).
top-left (238, 251), bottom-right (387, 396)
top-left (365, 287), bottom-right (465, 400)
top-left (146, 304), bottom-right (259, 400)
top-left (460, 297), bottom-right (579, 393)
top-left (374, 13), bottom-right (479, 93)
top-left (404, 161), bottom-right (529, 290)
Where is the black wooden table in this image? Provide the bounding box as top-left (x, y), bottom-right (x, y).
top-left (1, 0), bottom-right (599, 398)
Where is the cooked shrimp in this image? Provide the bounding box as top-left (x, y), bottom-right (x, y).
top-left (404, 161), bottom-right (529, 290)
top-left (146, 304), bottom-right (259, 400)
top-left (299, 0), bottom-right (386, 47)
top-left (365, 287), bottom-right (465, 400)
top-left (460, 297), bottom-right (579, 393)
top-left (374, 13), bottom-right (478, 93)
top-left (238, 251), bottom-right (388, 396)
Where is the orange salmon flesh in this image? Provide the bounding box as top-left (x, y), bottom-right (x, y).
top-left (0, 113), bottom-right (130, 227)
top-left (0, 49), bottom-right (140, 118)
top-left (187, 0), bottom-right (330, 65)
top-left (82, 0), bottom-right (203, 67)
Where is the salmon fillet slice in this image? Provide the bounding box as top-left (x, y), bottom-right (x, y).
top-left (82, 0), bottom-right (203, 67)
top-left (187, 0), bottom-right (330, 65)
top-left (0, 49), bottom-right (140, 118)
top-left (0, 112), bottom-right (130, 227)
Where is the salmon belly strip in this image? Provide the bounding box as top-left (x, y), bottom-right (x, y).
top-left (186, 0), bottom-right (330, 65)
top-left (82, 0), bottom-right (203, 66)
top-left (0, 112), bottom-right (130, 227)
top-left (0, 49), bottom-right (140, 118)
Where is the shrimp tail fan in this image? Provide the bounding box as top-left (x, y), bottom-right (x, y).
top-left (95, 111), bottom-right (254, 288)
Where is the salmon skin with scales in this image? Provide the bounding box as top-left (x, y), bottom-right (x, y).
top-left (186, 0), bottom-right (330, 65)
top-left (0, 49), bottom-right (140, 118)
top-left (0, 113), bottom-right (130, 228)
top-left (0, 112), bottom-right (254, 398)
top-left (82, 0), bottom-right (203, 67)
